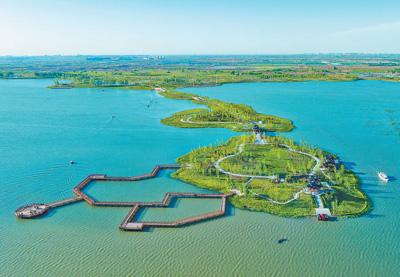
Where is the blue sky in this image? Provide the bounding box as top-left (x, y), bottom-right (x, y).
top-left (1, 0), bottom-right (399, 55)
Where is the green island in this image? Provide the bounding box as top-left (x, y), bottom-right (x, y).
top-left (2, 55), bottom-right (375, 218)
top-left (160, 90), bottom-right (293, 132)
top-left (49, 68), bottom-right (370, 218)
top-left (155, 82), bottom-right (369, 218)
top-left (173, 134), bottom-right (369, 217)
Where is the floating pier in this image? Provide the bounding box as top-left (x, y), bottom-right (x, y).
top-left (15, 164), bottom-right (233, 231)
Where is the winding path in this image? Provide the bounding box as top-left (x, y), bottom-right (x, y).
top-left (214, 141), bottom-right (322, 204)
top-left (214, 142), bottom-right (321, 179)
top-left (254, 188), bottom-right (305, 205)
top-left (214, 144), bottom-right (277, 179)
top-left (180, 116), bottom-right (246, 125)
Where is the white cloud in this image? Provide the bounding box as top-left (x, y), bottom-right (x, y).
top-left (322, 21), bottom-right (400, 53)
top-left (333, 21), bottom-right (400, 37)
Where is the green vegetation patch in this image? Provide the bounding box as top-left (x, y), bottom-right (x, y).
top-left (219, 144), bottom-right (315, 176)
top-left (173, 135), bottom-right (370, 217)
top-left (160, 90), bottom-right (293, 132)
top-left (322, 168), bottom-right (370, 216)
top-left (249, 179), bottom-right (305, 202)
top-left (42, 67), bottom-right (360, 89)
top-left (230, 193), bottom-right (316, 217)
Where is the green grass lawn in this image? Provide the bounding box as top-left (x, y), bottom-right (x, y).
top-left (220, 144), bottom-right (315, 176)
top-left (249, 178), bottom-right (305, 202)
top-left (230, 193), bottom-right (315, 217)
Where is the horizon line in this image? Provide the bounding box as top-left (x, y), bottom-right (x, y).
top-left (1, 52), bottom-right (400, 58)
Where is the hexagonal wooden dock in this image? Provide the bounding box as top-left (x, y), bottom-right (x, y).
top-left (15, 164), bottom-right (232, 232)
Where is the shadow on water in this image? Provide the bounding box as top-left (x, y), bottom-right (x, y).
top-left (353, 171), bottom-right (366, 176)
top-left (343, 161), bottom-right (357, 170)
top-left (131, 207), bottom-right (146, 222)
top-left (362, 188), bottom-right (390, 195)
top-left (225, 202), bottom-right (235, 217)
top-left (362, 188), bottom-right (394, 199)
top-left (372, 196), bottom-right (395, 200)
top-left (168, 196), bottom-right (179, 208)
top-left (364, 213), bottom-right (385, 219)
top-left (42, 208), bottom-right (58, 219)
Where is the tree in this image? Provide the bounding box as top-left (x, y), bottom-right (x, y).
top-left (241, 182), bottom-right (249, 196)
top-left (227, 177), bottom-right (235, 189)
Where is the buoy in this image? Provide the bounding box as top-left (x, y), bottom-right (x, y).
top-left (70, 160), bottom-right (75, 165)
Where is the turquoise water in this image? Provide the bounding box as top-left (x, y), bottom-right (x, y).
top-left (85, 170), bottom-right (215, 202)
top-left (137, 198), bottom-right (223, 222)
top-left (1, 79), bottom-right (400, 276)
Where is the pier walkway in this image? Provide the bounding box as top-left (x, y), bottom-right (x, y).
top-left (119, 193), bottom-right (231, 231)
top-left (47, 197), bottom-right (83, 208)
top-left (16, 163), bottom-right (232, 231)
top-left (314, 193), bottom-right (332, 219)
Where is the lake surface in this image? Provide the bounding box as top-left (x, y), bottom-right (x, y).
top-left (1, 79), bottom-right (400, 276)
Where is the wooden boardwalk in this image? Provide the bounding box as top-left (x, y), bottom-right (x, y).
top-left (47, 197), bottom-right (83, 208)
top-left (72, 164), bottom-right (183, 206)
top-left (119, 193), bottom-right (232, 231)
top-left (16, 163), bottom-right (233, 231)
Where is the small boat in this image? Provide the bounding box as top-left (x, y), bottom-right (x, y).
top-left (277, 238), bottom-right (288, 244)
top-left (318, 214), bottom-right (330, 221)
top-left (70, 160), bottom-right (75, 165)
top-left (378, 172), bottom-right (389, 183)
